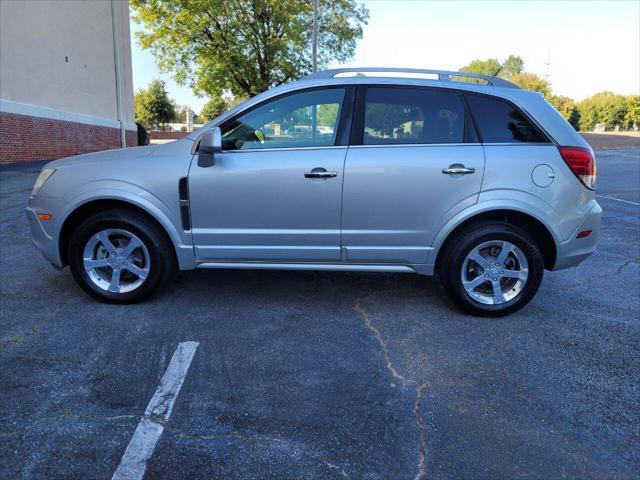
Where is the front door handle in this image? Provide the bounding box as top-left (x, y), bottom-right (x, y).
top-left (305, 169), bottom-right (337, 179)
top-left (442, 165), bottom-right (475, 175)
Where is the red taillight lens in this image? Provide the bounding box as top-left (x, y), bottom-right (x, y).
top-left (558, 146), bottom-right (596, 190)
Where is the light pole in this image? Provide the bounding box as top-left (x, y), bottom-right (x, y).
top-left (312, 0), bottom-right (318, 73)
top-left (311, 0), bottom-right (319, 139)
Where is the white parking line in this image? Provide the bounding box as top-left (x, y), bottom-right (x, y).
top-left (112, 341), bottom-right (199, 480)
top-left (596, 195), bottom-right (640, 206)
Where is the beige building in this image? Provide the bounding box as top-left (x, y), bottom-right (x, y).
top-left (0, 0), bottom-right (136, 163)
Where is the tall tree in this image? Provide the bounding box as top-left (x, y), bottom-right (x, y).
top-left (460, 55), bottom-right (524, 78)
top-left (131, 0), bottom-right (369, 98)
top-left (501, 55), bottom-right (524, 77)
top-left (577, 92), bottom-right (627, 131)
top-left (623, 95), bottom-right (640, 130)
top-left (459, 55), bottom-right (550, 96)
top-left (134, 79), bottom-right (177, 131)
top-left (458, 55), bottom-right (525, 86)
top-left (459, 57), bottom-right (502, 78)
top-left (509, 73), bottom-right (551, 97)
top-left (199, 97), bottom-right (229, 121)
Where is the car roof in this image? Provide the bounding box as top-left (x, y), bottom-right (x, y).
top-left (187, 68), bottom-right (555, 141)
top-left (302, 67), bottom-right (518, 88)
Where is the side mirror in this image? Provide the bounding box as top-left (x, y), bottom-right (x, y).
top-left (197, 127), bottom-right (222, 167)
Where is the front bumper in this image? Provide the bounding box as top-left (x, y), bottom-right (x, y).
top-left (25, 201), bottom-right (63, 269)
top-left (553, 201), bottom-right (603, 270)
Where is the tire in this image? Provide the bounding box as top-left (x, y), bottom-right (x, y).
top-left (438, 221), bottom-right (544, 317)
top-left (68, 209), bottom-right (175, 303)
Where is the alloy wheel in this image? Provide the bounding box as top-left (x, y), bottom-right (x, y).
top-left (461, 240), bottom-right (529, 305)
top-left (82, 229), bottom-right (150, 293)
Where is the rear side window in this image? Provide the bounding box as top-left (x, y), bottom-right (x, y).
top-left (363, 87), bottom-right (465, 145)
top-left (465, 94), bottom-right (547, 143)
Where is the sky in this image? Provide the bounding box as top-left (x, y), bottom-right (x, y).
top-left (131, 0), bottom-right (640, 113)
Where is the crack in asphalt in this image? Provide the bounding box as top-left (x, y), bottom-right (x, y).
top-left (354, 299), bottom-right (429, 480)
top-left (616, 256), bottom-right (640, 275)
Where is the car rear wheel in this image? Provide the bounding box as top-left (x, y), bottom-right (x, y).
top-left (68, 209), bottom-right (175, 303)
top-left (439, 222), bottom-right (544, 316)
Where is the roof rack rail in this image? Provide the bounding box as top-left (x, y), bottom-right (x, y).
top-left (303, 67), bottom-right (519, 88)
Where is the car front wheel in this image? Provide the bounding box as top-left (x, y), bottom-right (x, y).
top-left (439, 222), bottom-right (544, 316)
top-left (68, 209), bottom-right (175, 303)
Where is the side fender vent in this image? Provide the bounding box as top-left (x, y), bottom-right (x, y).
top-left (178, 177), bottom-right (191, 231)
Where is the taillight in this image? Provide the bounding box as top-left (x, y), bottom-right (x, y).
top-left (558, 146), bottom-right (596, 190)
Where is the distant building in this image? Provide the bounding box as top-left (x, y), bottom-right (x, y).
top-left (0, 0), bottom-right (136, 163)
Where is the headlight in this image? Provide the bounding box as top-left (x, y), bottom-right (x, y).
top-left (31, 168), bottom-right (56, 196)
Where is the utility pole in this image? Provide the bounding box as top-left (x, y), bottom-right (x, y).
top-left (311, 0), bottom-right (319, 140)
top-left (544, 49), bottom-right (552, 82)
top-left (312, 0), bottom-right (319, 72)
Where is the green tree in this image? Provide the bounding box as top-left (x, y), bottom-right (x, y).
top-left (577, 92), bottom-right (627, 131)
top-left (623, 95), bottom-right (640, 130)
top-left (501, 54), bottom-right (525, 77)
top-left (317, 103), bottom-right (339, 127)
top-left (459, 55), bottom-right (527, 84)
top-left (509, 72), bottom-right (551, 97)
top-left (548, 95), bottom-right (580, 130)
top-left (199, 97), bottom-right (229, 121)
top-left (459, 57), bottom-right (502, 77)
top-left (459, 55), bottom-right (524, 78)
top-left (459, 55), bottom-right (551, 96)
top-left (131, 0), bottom-right (369, 98)
top-left (134, 79), bottom-right (177, 130)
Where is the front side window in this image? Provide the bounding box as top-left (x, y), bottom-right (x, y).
top-left (363, 87), bottom-right (465, 145)
top-left (465, 94), bottom-right (547, 143)
top-left (222, 89), bottom-right (345, 150)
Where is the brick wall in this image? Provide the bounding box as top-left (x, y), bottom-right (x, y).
top-left (0, 112), bottom-right (138, 163)
top-left (149, 131), bottom-right (190, 140)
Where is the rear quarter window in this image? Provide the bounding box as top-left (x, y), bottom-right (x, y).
top-left (465, 93), bottom-right (548, 143)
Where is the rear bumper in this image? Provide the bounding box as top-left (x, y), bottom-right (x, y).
top-left (25, 204), bottom-right (63, 269)
top-left (553, 201), bottom-right (602, 270)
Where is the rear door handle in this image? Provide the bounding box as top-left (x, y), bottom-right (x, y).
top-left (442, 165), bottom-right (475, 175)
top-left (305, 170), bottom-right (337, 179)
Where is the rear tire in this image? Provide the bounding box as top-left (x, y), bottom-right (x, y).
top-left (438, 222), bottom-right (544, 317)
top-left (68, 209), bottom-right (175, 303)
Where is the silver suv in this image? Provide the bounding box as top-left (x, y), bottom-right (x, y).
top-left (26, 68), bottom-right (601, 316)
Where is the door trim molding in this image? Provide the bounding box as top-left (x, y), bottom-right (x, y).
top-left (195, 261), bottom-right (415, 273)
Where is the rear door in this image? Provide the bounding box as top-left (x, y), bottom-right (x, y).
top-left (341, 86), bottom-right (485, 264)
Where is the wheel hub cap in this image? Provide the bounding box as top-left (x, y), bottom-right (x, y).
top-left (461, 240), bottom-right (529, 305)
top-left (82, 229), bottom-right (150, 293)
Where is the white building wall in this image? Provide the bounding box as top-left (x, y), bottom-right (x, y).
top-left (0, 0), bottom-right (135, 130)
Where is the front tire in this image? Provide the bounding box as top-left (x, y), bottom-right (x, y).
top-left (438, 222), bottom-right (544, 317)
top-left (68, 209), bottom-right (175, 303)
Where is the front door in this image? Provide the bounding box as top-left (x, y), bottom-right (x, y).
top-left (189, 87), bottom-right (351, 262)
top-left (341, 86), bottom-right (485, 265)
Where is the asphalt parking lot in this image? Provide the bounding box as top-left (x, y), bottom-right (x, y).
top-left (1, 148), bottom-right (639, 479)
